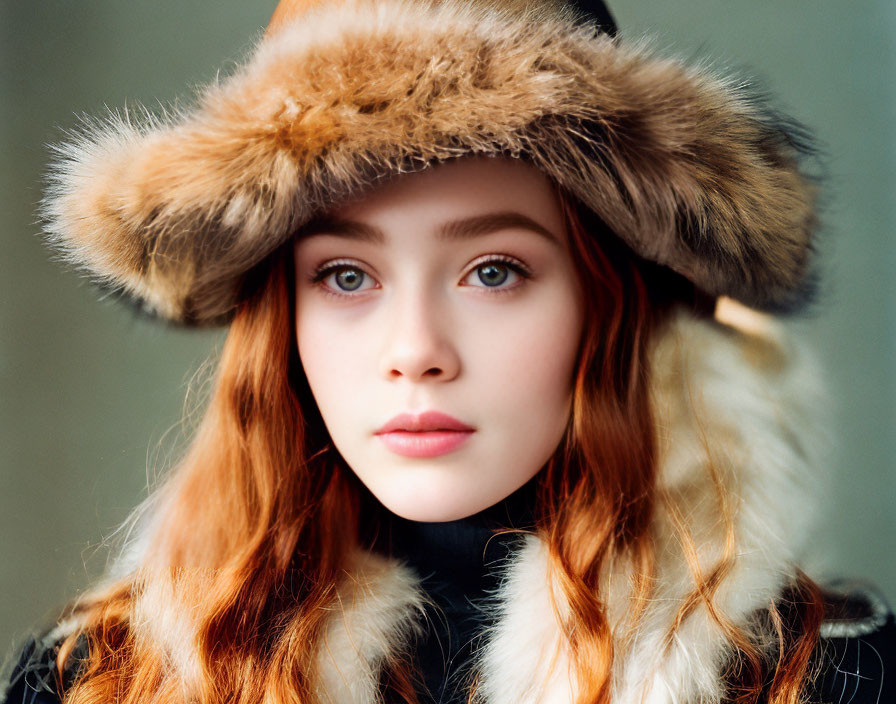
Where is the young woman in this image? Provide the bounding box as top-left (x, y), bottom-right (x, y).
top-left (4, 0), bottom-right (894, 703)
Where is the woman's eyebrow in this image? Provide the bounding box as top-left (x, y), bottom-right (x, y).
top-left (296, 211), bottom-right (560, 246)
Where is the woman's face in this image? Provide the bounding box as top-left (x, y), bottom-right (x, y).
top-left (293, 156), bottom-right (585, 522)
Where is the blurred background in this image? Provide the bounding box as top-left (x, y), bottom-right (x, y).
top-left (2, 0), bottom-right (894, 650)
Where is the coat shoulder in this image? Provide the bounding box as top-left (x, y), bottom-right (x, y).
top-left (1, 627), bottom-right (87, 704)
top-left (805, 582), bottom-right (896, 704)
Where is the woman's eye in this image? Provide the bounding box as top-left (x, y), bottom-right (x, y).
top-left (462, 259), bottom-right (530, 290)
top-left (330, 267), bottom-right (366, 291)
top-left (313, 264), bottom-right (376, 294)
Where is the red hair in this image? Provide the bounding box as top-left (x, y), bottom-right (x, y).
top-left (52, 184), bottom-right (822, 704)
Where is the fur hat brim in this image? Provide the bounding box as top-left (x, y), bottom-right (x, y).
top-left (43, 0), bottom-right (819, 325)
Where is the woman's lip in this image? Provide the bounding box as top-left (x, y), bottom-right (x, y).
top-left (376, 430), bottom-right (474, 458)
top-left (374, 410), bottom-right (474, 434)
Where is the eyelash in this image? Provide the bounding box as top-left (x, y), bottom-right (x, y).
top-left (309, 255), bottom-right (533, 300)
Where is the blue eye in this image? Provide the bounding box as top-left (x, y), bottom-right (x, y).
top-left (463, 257), bottom-right (531, 290)
top-left (331, 267), bottom-right (365, 291)
top-left (475, 263), bottom-right (511, 287)
top-left (311, 262), bottom-right (377, 296)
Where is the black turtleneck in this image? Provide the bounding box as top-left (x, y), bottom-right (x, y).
top-left (363, 475), bottom-right (540, 704)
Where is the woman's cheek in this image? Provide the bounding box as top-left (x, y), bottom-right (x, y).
top-left (297, 311), bottom-right (355, 414)
top-left (476, 289), bottom-right (581, 391)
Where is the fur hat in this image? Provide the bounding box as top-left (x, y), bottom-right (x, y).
top-left (42, 0), bottom-right (819, 325)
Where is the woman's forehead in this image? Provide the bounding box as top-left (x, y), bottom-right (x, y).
top-left (300, 155), bottom-right (566, 243)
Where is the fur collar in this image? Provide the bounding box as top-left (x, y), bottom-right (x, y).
top-left (312, 302), bottom-right (828, 703)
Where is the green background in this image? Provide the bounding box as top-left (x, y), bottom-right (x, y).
top-left (2, 0), bottom-right (894, 652)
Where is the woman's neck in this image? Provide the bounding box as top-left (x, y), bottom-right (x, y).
top-left (364, 474), bottom-right (540, 596)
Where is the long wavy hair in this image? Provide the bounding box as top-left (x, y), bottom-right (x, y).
top-left (48, 181), bottom-right (823, 704)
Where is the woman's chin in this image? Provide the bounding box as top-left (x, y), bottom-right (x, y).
top-left (369, 475), bottom-right (502, 523)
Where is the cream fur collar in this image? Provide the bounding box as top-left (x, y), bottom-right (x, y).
top-left (312, 302), bottom-right (828, 704)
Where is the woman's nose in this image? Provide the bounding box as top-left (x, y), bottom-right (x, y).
top-left (378, 291), bottom-right (461, 383)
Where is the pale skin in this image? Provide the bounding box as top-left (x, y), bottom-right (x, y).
top-left (293, 155), bottom-right (586, 522)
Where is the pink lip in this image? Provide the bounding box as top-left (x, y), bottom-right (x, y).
top-left (375, 411), bottom-right (474, 434)
top-left (374, 411), bottom-right (475, 458)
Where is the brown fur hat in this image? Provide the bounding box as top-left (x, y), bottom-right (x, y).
top-left (42, 0), bottom-right (819, 325)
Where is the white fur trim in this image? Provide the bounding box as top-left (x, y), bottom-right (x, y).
top-left (476, 535), bottom-right (577, 704)
top-left (608, 303), bottom-right (829, 704)
top-left (314, 549), bottom-right (428, 704)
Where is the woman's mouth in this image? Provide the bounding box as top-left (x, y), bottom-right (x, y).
top-left (374, 410), bottom-right (475, 457)
top-left (376, 429), bottom-right (474, 458)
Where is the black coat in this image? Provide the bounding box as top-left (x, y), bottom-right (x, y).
top-left (4, 583), bottom-right (894, 704)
